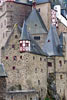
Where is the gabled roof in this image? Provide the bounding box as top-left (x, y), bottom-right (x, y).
top-left (42, 25), bottom-right (63, 56)
top-left (36, 0), bottom-right (50, 4)
top-left (26, 8), bottom-right (48, 34)
top-left (21, 22), bottom-right (46, 56)
top-left (0, 64), bottom-right (7, 77)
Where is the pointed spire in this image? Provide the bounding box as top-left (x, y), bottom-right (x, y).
top-left (21, 21), bottom-right (30, 40)
top-left (42, 24), bottom-right (62, 56)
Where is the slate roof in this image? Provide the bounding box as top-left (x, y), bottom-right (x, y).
top-left (21, 21), bottom-right (46, 56)
top-left (36, 0), bottom-right (50, 4)
top-left (15, 0), bottom-right (32, 5)
top-left (0, 64), bottom-right (7, 77)
top-left (26, 8), bottom-right (48, 34)
top-left (21, 21), bottom-right (30, 40)
top-left (42, 25), bottom-right (63, 56)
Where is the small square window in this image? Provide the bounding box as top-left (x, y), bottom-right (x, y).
top-left (48, 62), bottom-right (52, 67)
top-left (48, 40), bottom-right (50, 42)
top-left (12, 66), bottom-right (16, 70)
top-left (6, 56), bottom-right (8, 60)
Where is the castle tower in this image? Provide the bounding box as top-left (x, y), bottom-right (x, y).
top-left (36, 0), bottom-right (51, 30)
top-left (0, 0), bottom-right (32, 48)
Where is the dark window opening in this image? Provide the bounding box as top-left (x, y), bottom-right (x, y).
top-left (20, 56), bottom-right (22, 59)
top-left (48, 40), bottom-right (50, 42)
top-left (33, 56), bottom-right (35, 60)
top-left (34, 36), bottom-right (40, 40)
top-left (12, 66), bottom-right (16, 70)
top-left (13, 56), bottom-right (17, 61)
top-left (6, 56), bottom-right (8, 60)
top-left (41, 69), bottom-right (43, 72)
top-left (39, 97), bottom-right (41, 100)
top-left (59, 60), bottom-right (62, 66)
top-left (15, 35), bottom-right (18, 39)
top-left (60, 75), bottom-right (63, 79)
top-left (35, 68), bottom-right (37, 73)
top-left (38, 80), bottom-right (40, 85)
top-left (40, 57), bottom-right (42, 61)
top-left (12, 44), bottom-right (15, 49)
top-left (30, 98), bottom-right (32, 100)
top-left (48, 62), bottom-right (52, 67)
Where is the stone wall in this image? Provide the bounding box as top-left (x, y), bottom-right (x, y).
top-left (7, 91), bottom-right (38, 100)
top-left (55, 57), bottom-right (67, 99)
top-left (1, 26), bottom-right (47, 100)
top-left (0, 78), bottom-right (6, 100)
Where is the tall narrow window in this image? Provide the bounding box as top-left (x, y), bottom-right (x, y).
top-left (38, 80), bottom-right (40, 85)
top-left (35, 68), bottom-right (37, 73)
top-left (59, 60), bottom-right (62, 66)
top-left (60, 75), bottom-right (63, 79)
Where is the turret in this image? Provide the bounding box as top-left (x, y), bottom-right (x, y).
top-left (20, 21), bottom-right (30, 52)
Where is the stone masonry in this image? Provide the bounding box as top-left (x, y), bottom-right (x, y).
top-left (1, 26), bottom-right (47, 100)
